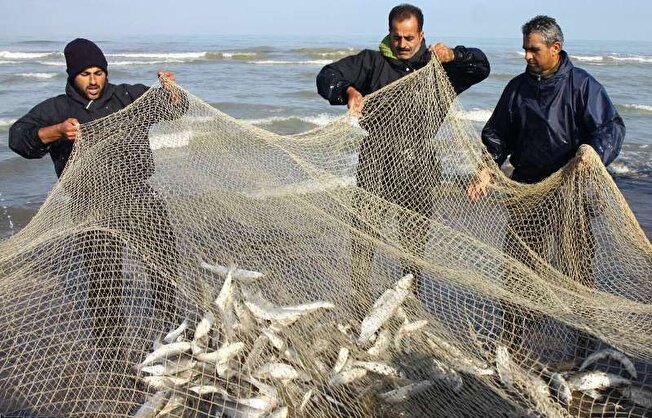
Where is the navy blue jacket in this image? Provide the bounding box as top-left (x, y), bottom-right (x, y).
top-left (482, 51), bottom-right (625, 183)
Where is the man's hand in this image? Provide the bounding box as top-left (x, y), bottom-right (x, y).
top-left (58, 118), bottom-right (80, 140)
top-left (428, 42), bottom-right (455, 63)
top-left (573, 145), bottom-right (592, 170)
top-left (466, 168), bottom-right (492, 202)
top-left (346, 86), bottom-right (363, 117)
top-left (158, 70), bottom-right (176, 90)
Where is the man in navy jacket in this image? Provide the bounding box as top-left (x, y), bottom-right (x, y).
top-left (468, 16), bottom-right (625, 359)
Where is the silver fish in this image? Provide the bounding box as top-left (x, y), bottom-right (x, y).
top-left (579, 348), bottom-right (637, 379)
top-left (566, 370), bottom-right (631, 392)
top-left (431, 359), bottom-right (463, 393)
top-left (378, 380), bottom-right (434, 404)
top-left (621, 385), bottom-right (652, 409)
top-left (133, 390), bottom-right (170, 418)
top-left (163, 319), bottom-right (188, 344)
top-left (548, 372), bottom-right (572, 405)
top-left (394, 319), bottom-right (428, 349)
top-left (331, 347), bottom-right (350, 376)
top-left (254, 362), bottom-right (308, 382)
top-left (329, 367), bottom-right (367, 386)
top-left (358, 274), bottom-right (413, 345)
top-left (367, 329), bottom-right (391, 357)
top-left (195, 341), bottom-right (245, 365)
top-left (353, 361), bottom-right (403, 378)
top-left (138, 341), bottom-right (192, 368)
top-left (156, 394), bottom-right (186, 417)
top-left (299, 389), bottom-right (314, 413)
top-left (495, 344), bottom-right (513, 390)
top-left (194, 311), bottom-right (216, 343)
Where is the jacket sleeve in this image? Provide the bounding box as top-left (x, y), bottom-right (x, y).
top-left (444, 46), bottom-right (491, 95)
top-left (481, 82), bottom-right (515, 167)
top-left (580, 77), bottom-right (625, 166)
top-left (8, 99), bottom-right (58, 159)
top-left (316, 50), bottom-right (372, 105)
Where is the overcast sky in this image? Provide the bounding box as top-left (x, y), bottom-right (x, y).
top-left (1, 0), bottom-right (650, 42)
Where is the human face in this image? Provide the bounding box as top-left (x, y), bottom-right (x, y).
top-left (74, 66), bottom-right (106, 100)
top-left (389, 15), bottom-right (424, 61)
top-left (523, 32), bottom-right (561, 75)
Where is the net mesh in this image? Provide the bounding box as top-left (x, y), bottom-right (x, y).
top-left (0, 59), bottom-right (650, 418)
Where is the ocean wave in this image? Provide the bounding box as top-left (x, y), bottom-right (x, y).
top-left (0, 51), bottom-right (61, 59)
top-left (571, 54), bottom-right (652, 64)
top-left (109, 59), bottom-right (187, 66)
top-left (292, 47), bottom-right (359, 58)
top-left (37, 61), bottom-right (64, 66)
top-left (106, 52), bottom-right (206, 59)
top-left (453, 108), bottom-right (493, 123)
top-left (246, 114), bottom-right (339, 127)
top-left (17, 72), bottom-right (59, 79)
top-left (247, 60), bottom-right (332, 65)
top-left (618, 103), bottom-right (652, 113)
top-left (0, 118), bottom-right (17, 128)
top-left (0, 60), bottom-right (19, 65)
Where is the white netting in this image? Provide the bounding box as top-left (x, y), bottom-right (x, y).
top-left (0, 59), bottom-right (650, 417)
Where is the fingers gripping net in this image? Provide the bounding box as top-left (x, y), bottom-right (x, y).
top-left (0, 60), bottom-right (650, 417)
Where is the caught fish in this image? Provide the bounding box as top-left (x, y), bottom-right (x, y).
top-left (431, 359), bottom-right (463, 393)
top-left (254, 362), bottom-right (308, 382)
top-left (133, 390), bottom-right (170, 418)
top-left (195, 341), bottom-right (245, 365)
top-left (358, 274), bottom-right (413, 345)
top-left (549, 373), bottom-right (575, 406)
top-left (394, 319), bottom-right (428, 349)
top-left (367, 329), bottom-right (391, 357)
top-left (331, 347), bottom-right (350, 376)
top-left (621, 384), bottom-right (652, 409)
top-left (495, 345), bottom-right (513, 390)
top-left (299, 389), bottom-right (314, 413)
top-left (163, 319), bottom-right (188, 343)
top-left (194, 311), bottom-right (216, 344)
top-left (579, 348), bottom-right (637, 379)
top-left (266, 406), bottom-right (289, 418)
top-left (377, 380), bottom-right (434, 404)
top-left (566, 370), bottom-right (631, 392)
top-left (329, 367), bottom-right (368, 386)
top-left (156, 394), bottom-right (185, 417)
top-left (138, 341), bottom-right (192, 368)
top-left (353, 360), bottom-right (403, 378)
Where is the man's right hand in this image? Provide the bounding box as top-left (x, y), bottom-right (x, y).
top-left (38, 118), bottom-right (80, 145)
top-left (58, 118), bottom-right (80, 140)
top-left (346, 86), bottom-right (363, 117)
top-left (466, 168), bottom-right (492, 202)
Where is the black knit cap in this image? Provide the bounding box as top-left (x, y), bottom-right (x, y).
top-left (64, 38), bottom-right (108, 81)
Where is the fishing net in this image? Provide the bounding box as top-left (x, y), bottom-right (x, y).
top-left (0, 58), bottom-right (650, 418)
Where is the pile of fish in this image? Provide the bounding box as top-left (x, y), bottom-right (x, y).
top-left (493, 342), bottom-right (652, 416)
top-left (133, 263), bottom-right (486, 417)
top-left (133, 261), bottom-right (651, 417)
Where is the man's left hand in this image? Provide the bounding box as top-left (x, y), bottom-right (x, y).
top-left (428, 43), bottom-right (454, 63)
top-left (158, 70), bottom-right (176, 89)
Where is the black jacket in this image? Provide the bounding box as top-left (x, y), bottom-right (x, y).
top-left (482, 51), bottom-right (625, 183)
top-left (316, 40), bottom-right (490, 104)
top-left (9, 82), bottom-right (183, 178)
top-left (316, 40), bottom-right (490, 214)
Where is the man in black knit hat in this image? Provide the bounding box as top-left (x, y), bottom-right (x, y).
top-left (9, 38), bottom-right (186, 372)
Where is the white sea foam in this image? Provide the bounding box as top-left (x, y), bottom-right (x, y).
top-left (0, 51), bottom-right (61, 59)
top-left (0, 60), bottom-right (19, 65)
top-left (571, 55), bottom-right (604, 62)
top-left (106, 52), bottom-right (206, 59)
top-left (109, 59), bottom-right (187, 66)
top-left (37, 61), bottom-right (65, 66)
top-left (248, 60), bottom-right (332, 65)
top-left (621, 104), bottom-right (652, 113)
top-left (607, 55), bottom-right (652, 63)
top-left (607, 162), bottom-right (631, 175)
top-left (18, 72), bottom-right (59, 79)
top-left (246, 113), bottom-right (339, 127)
top-left (453, 108), bottom-right (493, 123)
top-left (0, 118), bottom-right (17, 128)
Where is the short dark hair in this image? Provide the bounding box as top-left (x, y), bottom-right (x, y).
top-left (389, 4), bottom-right (424, 32)
top-left (522, 15), bottom-right (564, 47)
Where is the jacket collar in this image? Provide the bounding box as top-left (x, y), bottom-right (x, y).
top-left (379, 35), bottom-right (430, 65)
top-left (65, 81), bottom-right (116, 110)
top-left (526, 50), bottom-right (573, 81)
